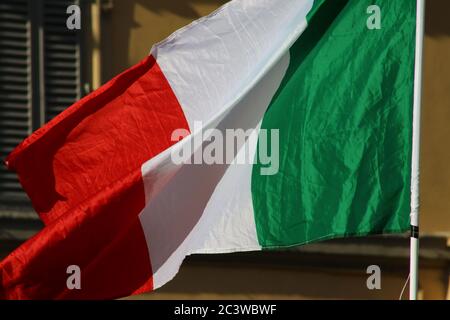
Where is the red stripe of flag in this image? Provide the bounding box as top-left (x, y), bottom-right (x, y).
top-left (1, 55), bottom-right (189, 299)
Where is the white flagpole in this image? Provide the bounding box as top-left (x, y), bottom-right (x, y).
top-left (410, 0), bottom-right (426, 301)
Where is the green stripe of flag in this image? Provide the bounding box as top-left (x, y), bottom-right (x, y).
top-left (252, 0), bottom-right (416, 248)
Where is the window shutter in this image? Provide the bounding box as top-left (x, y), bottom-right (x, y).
top-left (0, 0), bottom-right (85, 210)
top-left (0, 0), bottom-right (32, 204)
top-left (43, 0), bottom-right (82, 121)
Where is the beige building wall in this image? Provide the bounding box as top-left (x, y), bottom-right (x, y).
top-left (127, 259), bottom-right (448, 300)
top-left (421, 0), bottom-right (450, 234)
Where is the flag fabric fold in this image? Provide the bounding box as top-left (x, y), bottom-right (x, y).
top-left (1, 0), bottom-right (416, 299)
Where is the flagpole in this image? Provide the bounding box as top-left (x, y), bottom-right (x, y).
top-left (409, 0), bottom-right (426, 301)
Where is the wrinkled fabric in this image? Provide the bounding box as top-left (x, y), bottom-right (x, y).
top-left (252, 0), bottom-right (415, 247)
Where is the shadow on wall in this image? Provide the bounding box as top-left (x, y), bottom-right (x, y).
top-left (136, 0), bottom-right (226, 19)
top-left (425, 0), bottom-right (450, 36)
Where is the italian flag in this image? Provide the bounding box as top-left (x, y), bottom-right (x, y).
top-left (0, 0), bottom-right (417, 299)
